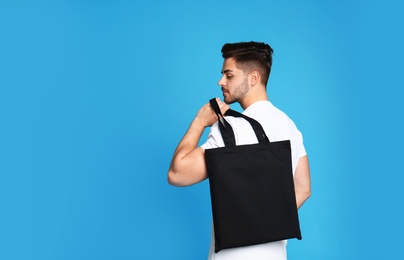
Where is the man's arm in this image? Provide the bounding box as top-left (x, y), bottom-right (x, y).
top-left (168, 99), bottom-right (229, 187)
top-left (294, 155), bottom-right (312, 209)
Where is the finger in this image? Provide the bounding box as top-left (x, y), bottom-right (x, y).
top-left (218, 102), bottom-right (229, 113)
top-left (217, 99), bottom-right (228, 108)
top-left (216, 98), bottom-right (225, 106)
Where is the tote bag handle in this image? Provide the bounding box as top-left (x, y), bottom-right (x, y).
top-left (209, 98), bottom-right (270, 147)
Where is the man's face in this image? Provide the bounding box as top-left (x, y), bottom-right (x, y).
top-left (218, 58), bottom-right (249, 104)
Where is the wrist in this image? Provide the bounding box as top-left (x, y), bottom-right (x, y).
top-left (192, 117), bottom-right (207, 129)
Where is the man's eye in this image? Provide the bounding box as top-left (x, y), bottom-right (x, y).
top-left (226, 75), bottom-right (233, 79)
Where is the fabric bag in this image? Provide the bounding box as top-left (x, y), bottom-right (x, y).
top-left (205, 98), bottom-right (302, 253)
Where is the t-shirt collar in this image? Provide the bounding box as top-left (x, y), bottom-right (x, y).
top-left (243, 100), bottom-right (272, 113)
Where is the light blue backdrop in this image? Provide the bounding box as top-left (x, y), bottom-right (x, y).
top-left (1, 0), bottom-right (403, 259)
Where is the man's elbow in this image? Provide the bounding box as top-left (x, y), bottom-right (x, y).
top-left (167, 170), bottom-right (178, 186)
top-left (301, 187), bottom-right (312, 203)
top-left (168, 169), bottom-right (185, 187)
top-left (296, 185), bottom-right (312, 209)
top-left (305, 188), bottom-right (312, 200)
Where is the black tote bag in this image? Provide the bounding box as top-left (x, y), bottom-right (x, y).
top-left (205, 98), bottom-right (302, 253)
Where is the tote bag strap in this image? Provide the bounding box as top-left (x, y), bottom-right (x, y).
top-left (224, 109), bottom-right (270, 143)
top-left (209, 98), bottom-right (270, 146)
top-left (209, 98), bottom-right (236, 147)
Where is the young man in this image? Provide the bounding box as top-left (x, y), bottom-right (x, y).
top-left (168, 41), bottom-right (311, 259)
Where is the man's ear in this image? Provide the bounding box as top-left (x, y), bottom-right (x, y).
top-left (249, 71), bottom-right (260, 86)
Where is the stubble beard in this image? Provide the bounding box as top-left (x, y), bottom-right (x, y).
top-left (223, 77), bottom-right (249, 104)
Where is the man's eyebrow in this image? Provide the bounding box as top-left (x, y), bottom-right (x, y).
top-left (221, 69), bottom-right (233, 74)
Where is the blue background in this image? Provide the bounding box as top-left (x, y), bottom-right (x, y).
top-left (1, 0), bottom-right (403, 259)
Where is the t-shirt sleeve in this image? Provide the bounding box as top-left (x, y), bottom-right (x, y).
top-left (200, 122), bottom-right (223, 150)
top-left (289, 119), bottom-right (307, 158)
top-left (295, 129), bottom-right (307, 158)
top-left (287, 119), bottom-right (307, 174)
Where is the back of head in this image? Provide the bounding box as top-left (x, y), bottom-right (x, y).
top-left (221, 41), bottom-right (274, 87)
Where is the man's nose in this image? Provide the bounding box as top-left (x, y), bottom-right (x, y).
top-left (218, 76), bottom-right (225, 87)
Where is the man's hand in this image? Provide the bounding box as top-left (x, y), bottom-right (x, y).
top-left (194, 98), bottom-right (230, 128)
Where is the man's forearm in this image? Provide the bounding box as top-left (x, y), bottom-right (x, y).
top-left (172, 118), bottom-right (205, 160)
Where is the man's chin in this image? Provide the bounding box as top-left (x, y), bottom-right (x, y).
top-left (223, 98), bottom-right (235, 105)
top-left (223, 93), bottom-right (235, 104)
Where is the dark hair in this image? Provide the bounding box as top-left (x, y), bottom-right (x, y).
top-left (221, 41), bottom-right (274, 86)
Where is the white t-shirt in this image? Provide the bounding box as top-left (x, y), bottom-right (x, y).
top-left (201, 100), bottom-right (306, 260)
